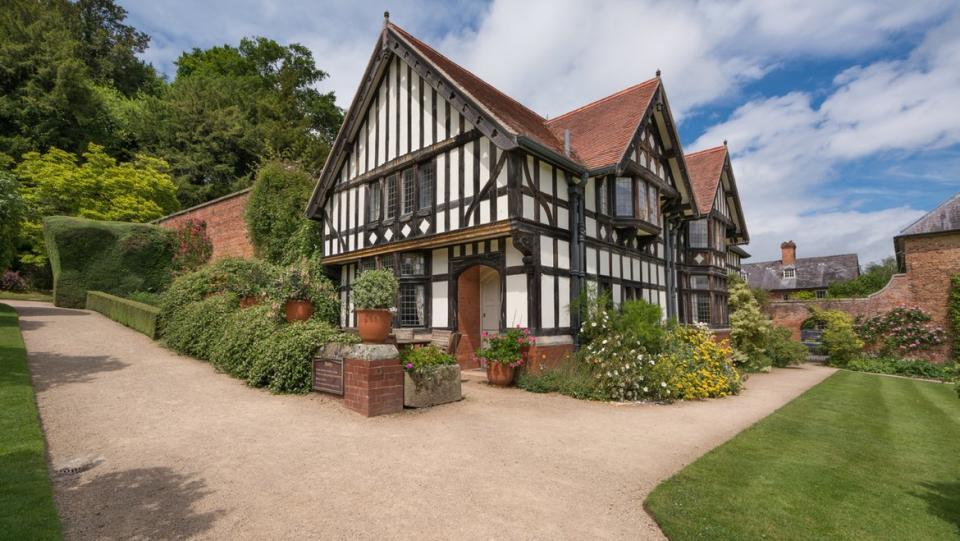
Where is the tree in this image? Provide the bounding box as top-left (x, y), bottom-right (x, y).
top-left (0, 171), bottom-right (25, 270)
top-left (729, 278), bottom-right (773, 372)
top-left (15, 143), bottom-right (179, 265)
top-left (828, 257), bottom-right (897, 298)
top-left (135, 37), bottom-right (343, 206)
top-left (245, 161), bottom-right (322, 265)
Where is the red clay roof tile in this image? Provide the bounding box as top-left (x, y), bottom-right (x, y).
top-left (545, 79), bottom-right (660, 171)
top-left (685, 145), bottom-right (727, 215)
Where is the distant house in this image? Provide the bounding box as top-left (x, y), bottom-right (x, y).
top-left (743, 241), bottom-right (859, 300)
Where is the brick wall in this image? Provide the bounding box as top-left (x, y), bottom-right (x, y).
top-left (344, 355), bottom-right (404, 417)
top-left (764, 230), bottom-right (959, 362)
top-left (157, 189), bottom-right (254, 261)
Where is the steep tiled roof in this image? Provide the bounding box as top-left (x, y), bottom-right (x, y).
top-left (544, 80), bottom-right (660, 171)
top-left (899, 192), bottom-right (960, 236)
top-left (743, 254), bottom-right (860, 291)
top-left (685, 146), bottom-right (727, 215)
top-left (389, 23), bottom-right (569, 158)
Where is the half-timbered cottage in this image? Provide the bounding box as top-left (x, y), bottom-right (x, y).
top-left (305, 16), bottom-right (748, 367)
top-left (681, 144), bottom-right (749, 327)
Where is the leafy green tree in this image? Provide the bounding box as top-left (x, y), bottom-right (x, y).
top-left (245, 161), bottom-right (321, 265)
top-left (729, 278), bottom-right (773, 372)
top-left (135, 37), bottom-right (342, 206)
top-left (0, 171), bottom-right (25, 270)
top-left (15, 143), bottom-right (179, 265)
top-left (828, 257), bottom-right (897, 298)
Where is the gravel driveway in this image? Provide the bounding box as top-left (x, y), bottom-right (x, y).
top-left (10, 300), bottom-right (835, 540)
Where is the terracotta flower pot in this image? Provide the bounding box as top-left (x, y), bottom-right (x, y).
top-left (356, 309), bottom-right (392, 343)
top-left (284, 299), bottom-right (314, 322)
top-left (239, 295), bottom-right (259, 309)
top-left (486, 362), bottom-right (515, 386)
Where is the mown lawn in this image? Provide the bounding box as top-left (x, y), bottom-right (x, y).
top-left (646, 370), bottom-right (960, 540)
top-left (0, 291), bottom-right (53, 302)
top-left (0, 303), bottom-right (61, 539)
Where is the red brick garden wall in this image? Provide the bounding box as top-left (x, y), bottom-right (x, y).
top-left (157, 189), bottom-right (254, 261)
top-left (764, 231), bottom-right (959, 362)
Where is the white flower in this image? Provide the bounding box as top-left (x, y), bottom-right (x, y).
top-left (602, 339), bottom-right (608, 345)
top-left (648, 359), bottom-right (655, 366)
top-left (660, 382), bottom-right (667, 388)
top-left (643, 386), bottom-right (649, 393)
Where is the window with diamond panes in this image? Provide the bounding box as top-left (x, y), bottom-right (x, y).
top-left (402, 168), bottom-right (416, 215)
top-left (636, 179), bottom-right (648, 221)
top-left (368, 181), bottom-right (381, 222)
top-left (648, 184), bottom-right (658, 224)
top-left (598, 178), bottom-right (608, 215)
top-left (418, 162), bottom-right (434, 210)
top-left (385, 175), bottom-right (397, 219)
top-left (689, 219), bottom-right (708, 248)
top-left (399, 284), bottom-right (425, 327)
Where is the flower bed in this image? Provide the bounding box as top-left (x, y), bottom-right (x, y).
top-left (400, 346), bottom-right (461, 407)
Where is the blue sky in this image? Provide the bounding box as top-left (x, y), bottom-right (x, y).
top-left (123, 0), bottom-right (960, 265)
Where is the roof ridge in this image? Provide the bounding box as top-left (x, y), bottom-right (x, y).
top-left (387, 22), bottom-right (551, 125)
top-left (547, 78), bottom-right (660, 124)
top-left (685, 145), bottom-right (726, 157)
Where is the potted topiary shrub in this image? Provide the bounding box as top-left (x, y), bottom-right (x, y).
top-left (475, 326), bottom-right (534, 386)
top-left (352, 269), bottom-right (398, 343)
top-left (400, 345), bottom-right (461, 407)
top-left (274, 260), bottom-right (315, 322)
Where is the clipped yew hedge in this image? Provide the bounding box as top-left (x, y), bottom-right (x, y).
top-left (44, 216), bottom-right (176, 308)
top-left (86, 291), bottom-right (161, 338)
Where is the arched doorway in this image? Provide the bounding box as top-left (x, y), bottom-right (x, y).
top-left (455, 264), bottom-right (501, 368)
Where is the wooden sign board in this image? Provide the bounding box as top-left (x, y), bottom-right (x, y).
top-left (312, 357), bottom-right (344, 395)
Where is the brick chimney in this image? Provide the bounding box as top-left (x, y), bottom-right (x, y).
top-left (780, 240), bottom-right (797, 266)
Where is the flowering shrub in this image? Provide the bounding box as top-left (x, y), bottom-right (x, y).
top-left (475, 327), bottom-right (533, 368)
top-left (0, 270), bottom-right (28, 292)
top-left (665, 325), bottom-right (741, 399)
top-left (729, 279), bottom-right (773, 372)
top-left (856, 307), bottom-right (946, 356)
top-left (400, 345), bottom-right (456, 373)
top-left (579, 307), bottom-right (740, 402)
top-left (172, 219), bottom-right (213, 273)
top-left (810, 308), bottom-right (863, 366)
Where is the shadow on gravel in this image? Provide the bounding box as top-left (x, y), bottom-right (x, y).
top-left (15, 305), bottom-right (88, 318)
top-left (29, 353), bottom-right (128, 392)
top-left (59, 467), bottom-right (224, 539)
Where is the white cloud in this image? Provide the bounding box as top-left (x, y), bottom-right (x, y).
top-left (123, 0), bottom-right (960, 264)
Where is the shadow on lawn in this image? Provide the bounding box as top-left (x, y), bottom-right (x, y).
top-left (27, 353), bottom-right (128, 392)
top-left (916, 481), bottom-right (960, 534)
top-left (59, 467), bottom-right (225, 539)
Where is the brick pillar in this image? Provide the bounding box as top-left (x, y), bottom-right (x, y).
top-left (343, 344), bottom-right (403, 417)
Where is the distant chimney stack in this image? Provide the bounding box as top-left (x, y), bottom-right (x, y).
top-left (781, 240), bottom-right (797, 266)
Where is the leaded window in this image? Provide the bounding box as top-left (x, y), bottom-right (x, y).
top-left (636, 179), bottom-right (648, 221)
top-left (402, 168), bottom-right (416, 215)
top-left (615, 177), bottom-right (632, 216)
top-left (418, 161), bottom-right (434, 210)
top-left (695, 293), bottom-right (711, 324)
top-left (689, 219), bottom-right (708, 248)
top-left (691, 275), bottom-right (709, 289)
top-left (368, 181), bottom-right (381, 222)
top-left (648, 184), bottom-right (658, 224)
top-left (385, 175), bottom-right (397, 219)
top-left (598, 178), bottom-right (608, 215)
top-left (399, 284), bottom-right (425, 326)
top-left (399, 253), bottom-right (425, 276)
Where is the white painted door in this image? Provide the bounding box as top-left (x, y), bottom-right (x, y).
top-left (479, 267), bottom-right (500, 345)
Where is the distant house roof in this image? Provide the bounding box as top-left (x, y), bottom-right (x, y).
top-left (899, 192), bottom-right (960, 236)
top-left (742, 254), bottom-right (860, 291)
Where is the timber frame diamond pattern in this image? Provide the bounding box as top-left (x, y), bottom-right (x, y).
top-left (306, 16), bottom-right (750, 359)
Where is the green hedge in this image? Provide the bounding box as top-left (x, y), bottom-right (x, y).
top-left (86, 291), bottom-right (161, 339)
top-left (44, 216), bottom-right (176, 308)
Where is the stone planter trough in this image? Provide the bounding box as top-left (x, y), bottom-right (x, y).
top-left (403, 364), bottom-right (462, 408)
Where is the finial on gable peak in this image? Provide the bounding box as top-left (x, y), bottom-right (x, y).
top-left (655, 68), bottom-right (661, 77)
top-left (383, 11), bottom-right (390, 26)
top-left (723, 139), bottom-right (728, 147)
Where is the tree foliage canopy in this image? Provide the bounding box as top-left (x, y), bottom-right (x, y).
top-left (245, 161), bottom-right (321, 265)
top-left (827, 257), bottom-right (897, 298)
top-left (15, 144), bottom-right (179, 265)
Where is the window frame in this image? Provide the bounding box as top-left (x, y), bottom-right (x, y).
top-left (367, 180), bottom-right (382, 223)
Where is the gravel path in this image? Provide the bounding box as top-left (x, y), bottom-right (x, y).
top-left (10, 300), bottom-right (835, 540)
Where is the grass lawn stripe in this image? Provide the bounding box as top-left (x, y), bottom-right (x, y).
top-left (645, 370), bottom-right (960, 541)
top-left (0, 303), bottom-right (62, 540)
